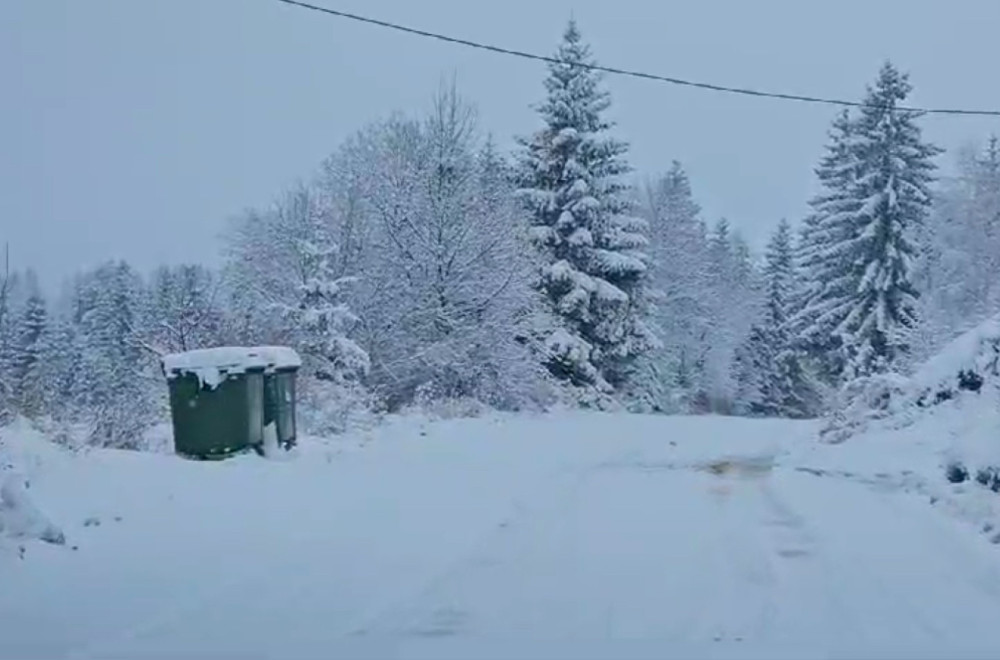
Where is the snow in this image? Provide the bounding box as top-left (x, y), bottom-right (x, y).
top-left (254, 345), bottom-right (304, 371)
top-left (162, 346), bottom-right (267, 374)
top-left (567, 227), bottom-right (594, 247)
top-left (591, 248), bottom-right (647, 276)
top-left (261, 421), bottom-right (281, 459)
top-left (161, 346), bottom-right (302, 389)
top-left (812, 315), bottom-right (1000, 549)
top-left (1, 472), bottom-right (65, 546)
top-left (6, 411), bottom-right (1000, 658)
top-left (821, 313), bottom-right (1000, 447)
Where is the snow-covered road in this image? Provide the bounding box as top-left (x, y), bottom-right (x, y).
top-left (4, 413), bottom-right (1000, 659)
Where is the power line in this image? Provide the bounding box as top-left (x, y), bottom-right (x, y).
top-left (274, 0), bottom-right (1000, 118)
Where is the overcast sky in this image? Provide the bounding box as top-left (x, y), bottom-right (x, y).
top-left (3, 0), bottom-right (999, 289)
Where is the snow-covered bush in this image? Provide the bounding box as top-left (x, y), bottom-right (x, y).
top-left (912, 315), bottom-right (1000, 408)
top-left (821, 315), bottom-right (1000, 446)
top-left (820, 372), bottom-right (915, 444)
top-left (407, 391), bottom-right (490, 421)
top-left (297, 378), bottom-right (377, 437)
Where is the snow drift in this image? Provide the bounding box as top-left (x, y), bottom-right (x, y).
top-left (0, 472), bottom-right (65, 545)
top-left (0, 421), bottom-right (67, 546)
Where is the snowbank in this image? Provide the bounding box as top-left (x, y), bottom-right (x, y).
top-left (0, 420), bottom-right (68, 547)
top-left (807, 315), bottom-right (1000, 541)
top-left (0, 472), bottom-right (65, 545)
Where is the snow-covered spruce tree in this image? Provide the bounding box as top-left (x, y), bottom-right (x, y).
top-left (12, 283), bottom-right (49, 418)
top-left (838, 63), bottom-right (941, 378)
top-left (763, 221), bottom-right (796, 334)
top-left (517, 20), bottom-right (656, 395)
top-left (795, 64), bottom-right (939, 381)
top-left (791, 109), bottom-right (859, 383)
top-left (732, 220), bottom-right (818, 417)
top-left (697, 219), bottom-right (761, 412)
top-left (0, 267), bottom-right (24, 421)
top-left (40, 313), bottom-right (82, 423)
top-left (0, 255), bottom-right (12, 420)
top-left (74, 261), bottom-right (158, 448)
top-left (643, 161), bottom-right (713, 410)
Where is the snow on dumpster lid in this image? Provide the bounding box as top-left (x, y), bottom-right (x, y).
top-left (162, 347), bottom-right (269, 374)
top-left (162, 346), bottom-right (301, 389)
top-left (249, 346), bottom-right (302, 370)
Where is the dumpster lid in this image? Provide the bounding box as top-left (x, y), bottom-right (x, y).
top-left (162, 346), bottom-right (301, 388)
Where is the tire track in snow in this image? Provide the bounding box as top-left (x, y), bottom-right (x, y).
top-left (765, 470), bottom-right (984, 644)
top-left (345, 446), bottom-right (646, 639)
top-left (680, 474), bottom-right (779, 644)
top-left (755, 474), bottom-right (895, 646)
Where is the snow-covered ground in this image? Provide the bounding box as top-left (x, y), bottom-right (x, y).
top-left (4, 409), bottom-right (1000, 660)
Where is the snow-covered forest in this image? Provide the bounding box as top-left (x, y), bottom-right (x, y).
top-left (1, 22), bottom-right (998, 450)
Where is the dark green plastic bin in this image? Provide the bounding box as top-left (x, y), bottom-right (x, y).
top-left (162, 346), bottom-right (301, 459)
top-left (165, 366), bottom-right (265, 459)
top-left (264, 367), bottom-right (298, 449)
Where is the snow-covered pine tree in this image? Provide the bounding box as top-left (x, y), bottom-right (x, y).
top-left (732, 220), bottom-right (817, 417)
top-left (643, 161), bottom-right (713, 409)
top-left (518, 20), bottom-right (656, 393)
top-left (763, 220), bottom-right (795, 331)
top-left (75, 261), bottom-right (157, 448)
top-left (838, 62), bottom-right (941, 378)
top-left (41, 313), bottom-right (81, 422)
top-left (730, 324), bottom-right (775, 415)
top-left (791, 109), bottom-right (859, 383)
top-left (12, 282), bottom-right (49, 418)
top-left (698, 219), bottom-right (761, 411)
top-left (0, 252), bottom-right (14, 419)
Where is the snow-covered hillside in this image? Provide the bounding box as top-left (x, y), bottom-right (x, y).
top-left (4, 407), bottom-right (1000, 660)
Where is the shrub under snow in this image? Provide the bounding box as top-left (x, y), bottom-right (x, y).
top-left (822, 315), bottom-right (1000, 474)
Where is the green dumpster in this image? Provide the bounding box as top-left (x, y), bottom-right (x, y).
top-left (255, 346), bottom-right (301, 451)
top-left (161, 346), bottom-right (302, 459)
top-left (162, 347), bottom-right (269, 459)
